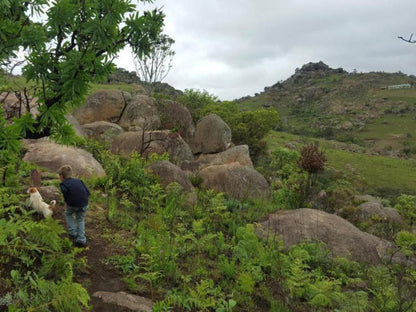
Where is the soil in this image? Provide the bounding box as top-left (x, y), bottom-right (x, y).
top-left (54, 204), bottom-right (133, 311)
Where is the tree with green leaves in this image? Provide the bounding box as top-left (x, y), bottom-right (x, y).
top-left (0, 0), bottom-right (165, 140)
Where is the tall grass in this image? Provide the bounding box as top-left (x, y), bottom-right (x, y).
top-left (266, 130), bottom-right (416, 196)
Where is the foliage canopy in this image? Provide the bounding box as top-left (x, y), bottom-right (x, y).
top-left (0, 0), bottom-right (165, 139)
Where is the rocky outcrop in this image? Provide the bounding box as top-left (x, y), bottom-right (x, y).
top-left (196, 145), bottom-right (253, 169)
top-left (157, 100), bottom-right (195, 143)
top-left (147, 160), bottom-right (197, 206)
top-left (70, 90), bottom-right (270, 201)
top-left (72, 90), bottom-right (130, 124)
top-left (256, 208), bottom-right (393, 264)
top-left (199, 163), bottom-right (269, 201)
top-left (82, 121), bottom-right (124, 143)
top-left (22, 139), bottom-right (105, 178)
top-left (191, 114), bottom-right (232, 154)
top-left (1, 92), bottom-right (38, 119)
top-left (118, 94), bottom-right (161, 131)
top-left (110, 130), bottom-right (194, 164)
top-left (355, 195), bottom-right (404, 224)
top-left (65, 114), bottom-right (86, 137)
top-left (148, 161), bottom-right (194, 192)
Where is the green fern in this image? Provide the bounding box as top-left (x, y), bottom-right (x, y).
top-left (335, 291), bottom-right (368, 312)
top-left (285, 257), bottom-right (311, 298)
top-left (1, 187), bottom-right (90, 311)
top-left (306, 278), bottom-right (345, 308)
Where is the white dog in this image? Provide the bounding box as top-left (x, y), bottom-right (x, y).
top-left (27, 187), bottom-right (55, 218)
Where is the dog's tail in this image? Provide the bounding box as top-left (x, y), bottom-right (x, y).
top-left (49, 200), bottom-right (56, 210)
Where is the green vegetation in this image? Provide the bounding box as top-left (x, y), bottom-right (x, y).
top-left (266, 131), bottom-right (416, 199)
top-left (0, 186), bottom-right (89, 311)
top-left (2, 7), bottom-right (416, 310)
top-left (178, 89), bottom-right (280, 161)
top-left (1, 0), bottom-right (165, 140)
top-left (1, 133), bottom-right (415, 310)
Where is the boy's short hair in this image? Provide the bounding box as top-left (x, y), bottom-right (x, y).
top-left (58, 165), bottom-right (73, 179)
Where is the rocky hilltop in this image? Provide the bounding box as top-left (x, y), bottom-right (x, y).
top-left (239, 61), bottom-right (416, 142)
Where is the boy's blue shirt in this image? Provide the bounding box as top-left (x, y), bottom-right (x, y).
top-left (59, 177), bottom-right (90, 208)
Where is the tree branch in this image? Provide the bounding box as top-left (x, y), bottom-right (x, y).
top-left (398, 33), bottom-right (416, 43)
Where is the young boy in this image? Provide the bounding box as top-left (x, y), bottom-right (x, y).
top-left (58, 165), bottom-right (90, 247)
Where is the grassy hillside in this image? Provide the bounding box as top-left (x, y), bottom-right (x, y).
top-left (238, 62), bottom-right (416, 161)
top-left (266, 131), bottom-right (416, 198)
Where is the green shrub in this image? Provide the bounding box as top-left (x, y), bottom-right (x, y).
top-left (0, 187), bottom-right (89, 311)
top-left (394, 194), bottom-right (416, 226)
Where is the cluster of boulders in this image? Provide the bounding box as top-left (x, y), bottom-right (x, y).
top-left (3, 89), bottom-right (411, 267)
top-left (73, 90), bottom-right (270, 203)
top-left (2, 89), bottom-right (270, 204)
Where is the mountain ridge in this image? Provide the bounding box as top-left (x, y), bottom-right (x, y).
top-left (237, 61), bottom-right (416, 159)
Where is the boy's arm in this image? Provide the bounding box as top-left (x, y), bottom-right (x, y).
top-left (59, 183), bottom-right (69, 202)
top-left (81, 180), bottom-right (90, 196)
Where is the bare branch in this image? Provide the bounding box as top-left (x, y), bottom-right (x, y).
top-left (132, 34), bottom-right (175, 95)
top-left (398, 33), bottom-right (416, 43)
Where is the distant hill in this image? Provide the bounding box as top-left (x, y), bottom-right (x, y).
top-left (238, 61), bottom-right (416, 159)
top-left (106, 67), bottom-right (183, 98)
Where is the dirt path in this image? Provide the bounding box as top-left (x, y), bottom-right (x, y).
top-left (55, 205), bottom-right (132, 311)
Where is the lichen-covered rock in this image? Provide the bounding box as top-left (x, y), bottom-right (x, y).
top-left (1, 92), bottom-right (39, 119)
top-left (66, 114), bottom-right (86, 137)
top-left (82, 121), bottom-right (124, 143)
top-left (110, 130), bottom-right (193, 164)
top-left (147, 160), bottom-right (197, 206)
top-left (118, 94), bottom-right (160, 131)
top-left (23, 139), bottom-right (105, 178)
top-left (93, 291), bottom-right (153, 312)
top-left (157, 100), bottom-right (195, 143)
top-left (199, 163), bottom-right (269, 201)
top-left (256, 208), bottom-right (394, 264)
top-left (72, 90), bottom-right (130, 124)
top-left (196, 145), bottom-right (253, 169)
top-left (191, 114), bottom-right (232, 154)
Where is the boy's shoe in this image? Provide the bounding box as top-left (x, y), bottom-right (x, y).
top-left (69, 235), bottom-right (77, 241)
top-left (74, 241), bottom-right (87, 248)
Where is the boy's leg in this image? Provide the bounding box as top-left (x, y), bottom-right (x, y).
top-left (65, 206), bottom-right (77, 238)
top-left (75, 206), bottom-right (88, 244)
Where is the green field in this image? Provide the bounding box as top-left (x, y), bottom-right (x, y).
top-left (266, 130), bottom-right (416, 196)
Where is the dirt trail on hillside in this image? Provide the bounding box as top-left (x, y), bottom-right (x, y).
top-left (54, 205), bottom-right (132, 311)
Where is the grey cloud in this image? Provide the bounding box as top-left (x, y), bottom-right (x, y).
top-left (116, 0), bottom-right (416, 100)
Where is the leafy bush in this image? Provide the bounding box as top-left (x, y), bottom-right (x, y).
top-left (394, 194), bottom-right (416, 226)
top-left (177, 88), bottom-right (219, 122)
top-left (0, 187), bottom-right (89, 311)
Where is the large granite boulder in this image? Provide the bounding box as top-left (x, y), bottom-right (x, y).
top-left (72, 90), bottom-right (130, 124)
top-left (65, 114), bottom-right (86, 137)
top-left (82, 121), bottom-right (124, 143)
top-left (110, 130), bottom-right (194, 164)
top-left (355, 195), bottom-right (404, 224)
top-left (196, 145), bottom-right (253, 169)
top-left (1, 92), bottom-right (38, 119)
top-left (191, 114), bottom-right (232, 154)
top-left (23, 139), bottom-right (105, 178)
top-left (157, 100), bottom-right (195, 143)
top-left (199, 163), bottom-right (269, 201)
top-left (256, 208), bottom-right (394, 264)
top-left (147, 161), bottom-right (197, 206)
top-left (118, 94), bottom-right (161, 131)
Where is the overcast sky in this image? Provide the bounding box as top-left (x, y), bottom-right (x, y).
top-left (115, 0), bottom-right (416, 101)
